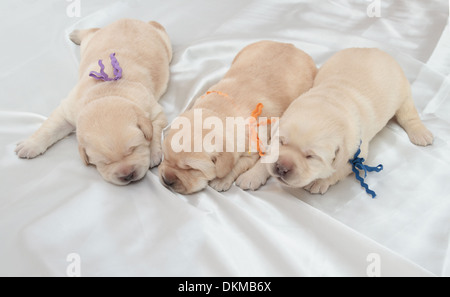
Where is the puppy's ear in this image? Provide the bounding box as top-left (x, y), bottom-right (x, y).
top-left (213, 152), bottom-right (236, 179)
top-left (137, 112), bottom-right (153, 142)
top-left (148, 21), bottom-right (166, 32)
top-left (332, 145), bottom-right (346, 169)
top-left (78, 144), bottom-right (90, 165)
top-left (185, 157), bottom-right (216, 180)
top-left (69, 28), bottom-right (99, 45)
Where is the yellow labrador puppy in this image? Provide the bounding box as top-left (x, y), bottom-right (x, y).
top-left (159, 41), bottom-right (317, 194)
top-left (15, 19), bottom-right (172, 185)
top-left (266, 48), bottom-right (433, 195)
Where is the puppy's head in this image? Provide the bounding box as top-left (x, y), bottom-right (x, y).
top-left (159, 151), bottom-right (235, 194)
top-left (159, 109), bottom-right (236, 194)
top-left (77, 97), bottom-right (153, 185)
top-left (266, 110), bottom-right (348, 188)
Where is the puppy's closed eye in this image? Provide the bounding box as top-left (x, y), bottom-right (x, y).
top-left (127, 146), bottom-right (137, 155)
top-left (304, 150), bottom-right (321, 161)
top-left (178, 162), bottom-right (193, 170)
top-left (99, 159), bottom-right (113, 166)
top-left (279, 136), bottom-right (288, 145)
top-left (306, 154), bottom-right (321, 160)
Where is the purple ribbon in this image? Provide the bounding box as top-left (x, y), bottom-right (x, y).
top-left (89, 53), bottom-right (122, 81)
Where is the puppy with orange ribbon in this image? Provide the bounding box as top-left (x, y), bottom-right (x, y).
top-left (159, 41), bottom-right (316, 194)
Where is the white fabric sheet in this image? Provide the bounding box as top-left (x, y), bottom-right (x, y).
top-left (0, 0), bottom-right (449, 276)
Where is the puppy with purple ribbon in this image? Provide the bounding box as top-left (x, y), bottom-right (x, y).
top-left (15, 19), bottom-right (172, 185)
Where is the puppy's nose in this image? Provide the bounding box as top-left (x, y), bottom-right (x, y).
top-left (162, 175), bottom-right (174, 187)
top-left (120, 171), bottom-right (136, 183)
top-left (276, 162), bottom-right (291, 177)
top-left (161, 170), bottom-right (178, 188)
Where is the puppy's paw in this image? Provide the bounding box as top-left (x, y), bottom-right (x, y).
top-left (408, 126), bottom-right (434, 146)
top-left (235, 170), bottom-right (268, 191)
top-left (209, 176), bottom-right (234, 192)
top-left (304, 179), bottom-right (332, 195)
top-left (149, 148), bottom-right (163, 168)
top-left (14, 139), bottom-right (46, 159)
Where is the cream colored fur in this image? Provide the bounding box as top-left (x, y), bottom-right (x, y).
top-left (159, 41), bottom-right (317, 194)
top-left (265, 48), bottom-right (433, 194)
top-left (15, 19), bottom-right (172, 185)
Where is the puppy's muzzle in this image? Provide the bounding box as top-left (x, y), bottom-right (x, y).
top-left (116, 165), bottom-right (138, 184)
top-left (276, 162), bottom-right (291, 177)
top-left (161, 175), bottom-right (174, 187)
top-left (120, 171), bottom-right (136, 183)
top-left (160, 170), bottom-right (178, 188)
top-left (274, 159), bottom-right (292, 178)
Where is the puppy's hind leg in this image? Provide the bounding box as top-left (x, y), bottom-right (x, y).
top-left (395, 94), bottom-right (433, 146)
top-left (15, 104), bottom-right (74, 158)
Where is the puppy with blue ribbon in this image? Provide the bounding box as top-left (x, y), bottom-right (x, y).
top-left (264, 48), bottom-right (433, 197)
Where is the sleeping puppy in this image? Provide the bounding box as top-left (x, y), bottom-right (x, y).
top-left (159, 41), bottom-right (317, 194)
top-left (15, 19), bottom-right (172, 185)
top-left (265, 48), bottom-right (433, 194)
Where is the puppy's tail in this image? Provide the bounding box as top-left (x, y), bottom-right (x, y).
top-left (69, 28), bottom-right (99, 45)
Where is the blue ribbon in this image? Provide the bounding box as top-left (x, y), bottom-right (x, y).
top-left (349, 143), bottom-right (383, 198)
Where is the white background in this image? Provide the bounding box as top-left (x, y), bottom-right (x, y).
top-left (0, 0), bottom-right (449, 276)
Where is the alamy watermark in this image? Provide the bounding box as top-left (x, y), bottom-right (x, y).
top-left (66, 252), bottom-right (81, 277)
top-left (367, 0), bottom-right (381, 18)
top-left (170, 109), bottom-right (279, 163)
top-left (66, 0), bottom-right (81, 18)
top-left (366, 252), bottom-right (381, 277)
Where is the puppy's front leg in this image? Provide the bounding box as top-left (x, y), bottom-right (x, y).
top-left (209, 153), bottom-right (259, 192)
top-left (235, 158), bottom-right (271, 191)
top-left (304, 165), bottom-right (353, 194)
top-left (15, 104), bottom-right (74, 159)
top-left (149, 107), bottom-right (168, 168)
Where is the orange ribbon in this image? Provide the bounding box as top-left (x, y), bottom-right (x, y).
top-left (249, 103), bottom-right (276, 156)
top-left (202, 91), bottom-right (274, 156)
